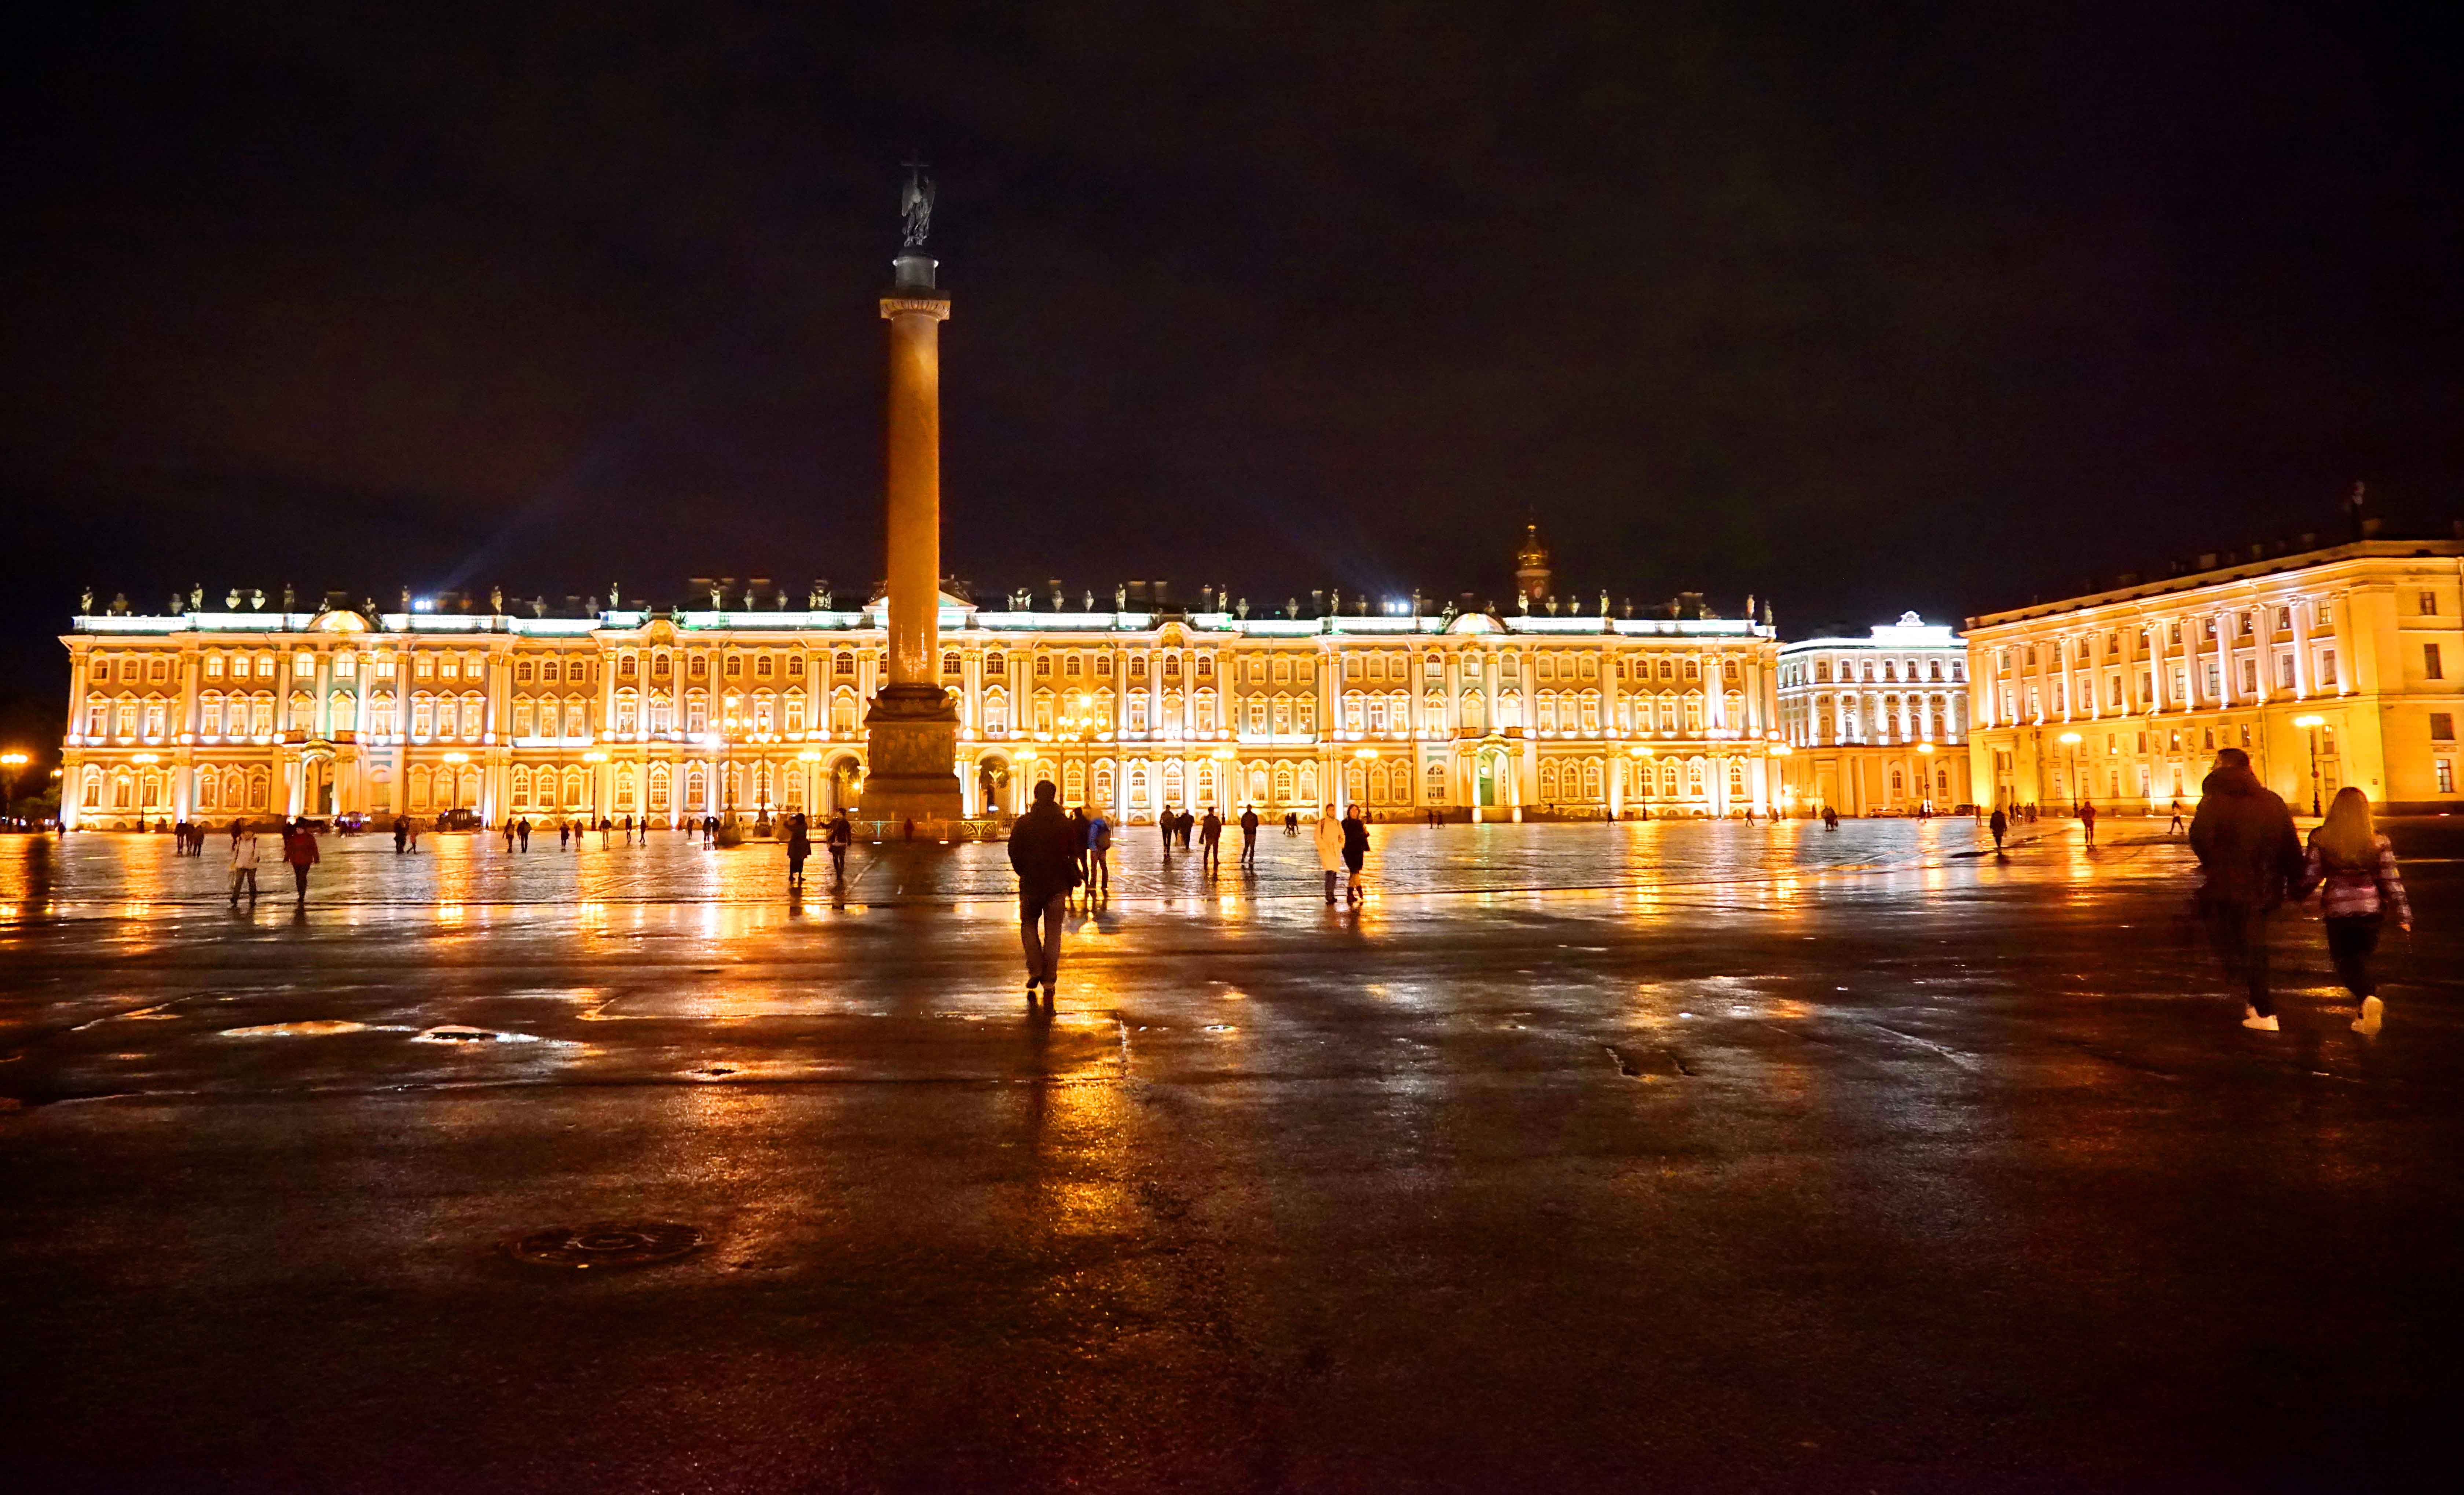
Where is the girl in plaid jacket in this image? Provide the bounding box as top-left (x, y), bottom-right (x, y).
top-left (2299, 787), bottom-right (2412, 1037)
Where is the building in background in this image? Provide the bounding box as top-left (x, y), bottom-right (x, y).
top-left (1774, 613), bottom-right (1971, 815)
top-left (1964, 533), bottom-right (2464, 815)
top-left (59, 560), bottom-right (1784, 831)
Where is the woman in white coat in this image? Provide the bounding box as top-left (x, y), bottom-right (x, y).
top-left (1314, 803), bottom-right (1347, 904)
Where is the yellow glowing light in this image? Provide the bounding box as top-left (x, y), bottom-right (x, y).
top-left (0, 752), bottom-right (26, 767)
top-left (2295, 714), bottom-right (2325, 729)
top-left (2058, 732), bottom-right (2082, 745)
top-left (1917, 742), bottom-right (1934, 754)
top-left (583, 750), bottom-right (608, 763)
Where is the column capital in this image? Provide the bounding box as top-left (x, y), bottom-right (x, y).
top-left (880, 296), bottom-right (951, 322)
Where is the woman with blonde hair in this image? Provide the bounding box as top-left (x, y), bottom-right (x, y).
top-left (2299, 787), bottom-right (2412, 1036)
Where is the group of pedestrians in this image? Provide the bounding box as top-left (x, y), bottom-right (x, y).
top-left (780, 810), bottom-right (854, 889)
top-left (168, 820), bottom-right (213, 855)
top-left (223, 818), bottom-right (319, 905)
top-left (2189, 747), bottom-right (2410, 1036)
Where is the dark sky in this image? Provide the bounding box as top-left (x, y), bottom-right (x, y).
top-left (7, 1), bottom-right (2464, 736)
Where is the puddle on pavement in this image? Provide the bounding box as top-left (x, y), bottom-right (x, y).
top-left (219, 1021), bottom-right (380, 1038)
top-left (412, 1026), bottom-right (545, 1044)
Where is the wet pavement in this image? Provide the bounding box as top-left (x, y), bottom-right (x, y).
top-left (3, 818), bottom-right (2461, 1492)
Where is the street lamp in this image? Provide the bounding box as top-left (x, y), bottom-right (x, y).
top-left (2058, 732), bottom-right (2082, 816)
top-left (2294, 715), bottom-right (2326, 816)
top-left (0, 751), bottom-right (26, 824)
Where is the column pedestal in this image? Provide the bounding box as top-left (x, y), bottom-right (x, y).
top-left (859, 683), bottom-right (963, 823)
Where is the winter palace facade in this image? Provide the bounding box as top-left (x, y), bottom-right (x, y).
top-left (58, 594), bottom-right (1786, 830)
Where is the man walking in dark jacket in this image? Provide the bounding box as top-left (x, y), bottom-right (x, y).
top-left (1007, 780), bottom-right (1081, 1007)
top-left (2188, 747), bottom-right (2304, 1031)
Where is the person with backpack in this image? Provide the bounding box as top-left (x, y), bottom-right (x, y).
top-left (826, 809), bottom-right (853, 882)
top-left (1084, 805), bottom-right (1112, 901)
top-left (2297, 787), bottom-right (2412, 1037)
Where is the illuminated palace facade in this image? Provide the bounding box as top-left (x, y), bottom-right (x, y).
top-left (1965, 535), bottom-right (2464, 814)
top-left (1773, 614), bottom-right (1973, 815)
top-left (59, 591), bottom-right (1785, 830)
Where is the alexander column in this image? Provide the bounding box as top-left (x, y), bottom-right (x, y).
top-left (858, 159), bottom-right (965, 824)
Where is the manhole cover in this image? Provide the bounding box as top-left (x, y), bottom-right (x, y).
top-left (505, 1221), bottom-right (706, 1270)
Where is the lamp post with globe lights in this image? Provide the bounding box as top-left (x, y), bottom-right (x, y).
top-left (2295, 715), bottom-right (2327, 816)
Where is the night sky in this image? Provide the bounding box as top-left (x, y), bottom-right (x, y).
top-left (6, 2), bottom-right (2464, 745)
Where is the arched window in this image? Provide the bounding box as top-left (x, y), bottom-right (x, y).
top-left (1094, 762), bottom-right (1114, 805)
top-left (1539, 761), bottom-right (1560, 799)
top-left (942, 651), bottom-right (961, 677)
top-left (649, 765), bottom-right (671, 811)
top-left (1729, 762), bottom-right (1746, 795)
top-left (1064, 761), bottom-right (1085, 802)
top-left (982, 688), bottom-right (1009, 736)
top-left (1297, 763), bottom-right (1319, 803)
top-left (1273, 763), bottom-right (1295, 803)
top-left (1582, 759), bottom-right (1602, 800)
top-left (1425, 760), bottom-right (1447, 802)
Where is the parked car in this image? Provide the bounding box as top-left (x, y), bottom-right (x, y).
top-left (436, 808), bottom-right (483, 832)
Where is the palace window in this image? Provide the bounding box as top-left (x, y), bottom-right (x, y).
top-left (1096, 654), bottom-right (1113, 677)
top-left (620, 655), bottom-right (639, 680)
top-left (693, 655), bottom-right (711, 679)
top-left (985, 651), bottom-right (1006, 676)
top-left (1683, 659), bottom-right (1699, 682)
top-left (204, 654), bottom-right (224, 679)
top-left (2432, 713), bottom-right (2454, 742)
top-left (832, 653), bottom-right (851, 676)
top-left (2319, 649), bottom-right (2337, 687)
top-left (1164, 656), bottom-right (1181, 679)
top-left (942, 652), bottom-right (962, 676)
top-left (2430, 644), bottom-right (2447, 681)
top-left (1036, 655), bottom-right (1052, 677)
top-left (725, 655), bottom-right (743, 677)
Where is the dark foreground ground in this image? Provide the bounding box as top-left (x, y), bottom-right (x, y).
top-left (3, 817), bottom-right (2462, 1492)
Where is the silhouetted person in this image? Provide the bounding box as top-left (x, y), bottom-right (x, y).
top-left (827, 809), bottom-right (852, 880)
top-left (517, 817), bottom-right (531, 851)
top-left (393, 817), bottom-right (409, 855)
top-left (1201, 807), bottom-right (1223, 872)
top-left (1340, 805), bottom-right (1369, 905)
top-left (1007, 780), bottom-right (1080, 1005)
top-left (1988, 806), bottom-right (2008, 852)
top-left (2189, 747), bottom-right (2303, 1032)
top-left (1238, 806), bottom-right (1259, 869)
top-left (786, 811), bottom-right (810, 890)
top-left (1070, 807), bottom-right (1090, 885)
top-left (2080, 800), bottom-right (2097, 847)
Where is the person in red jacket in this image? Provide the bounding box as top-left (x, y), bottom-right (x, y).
top-left (282, 818), bottom-right (321, 904)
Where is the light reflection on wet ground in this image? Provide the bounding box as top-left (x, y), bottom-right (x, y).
top-left (2, 820), bottom-right (2462, 1490)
